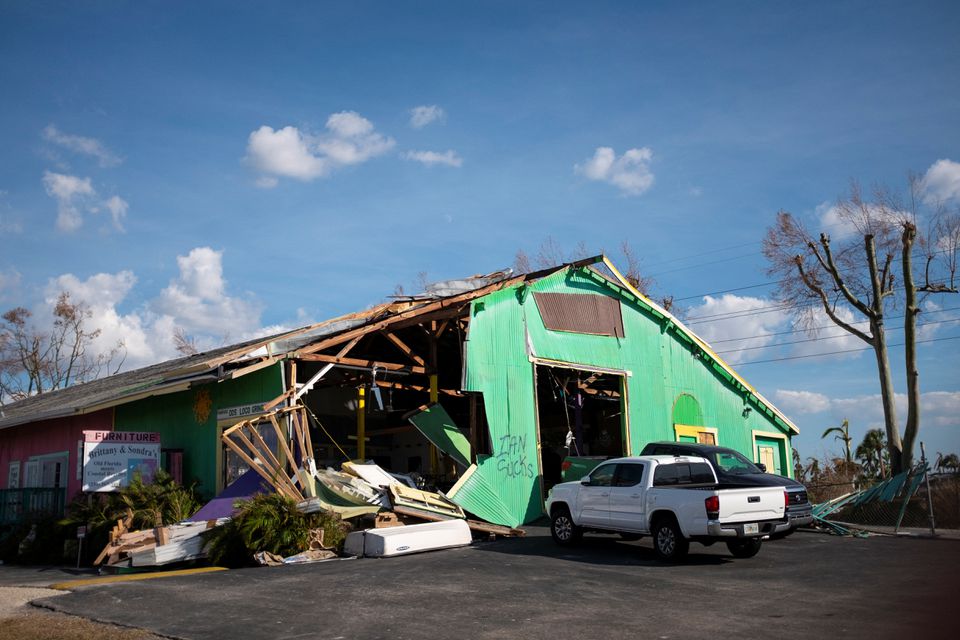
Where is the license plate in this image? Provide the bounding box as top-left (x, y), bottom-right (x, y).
top-left (743, 523), bottom-right (759, 535)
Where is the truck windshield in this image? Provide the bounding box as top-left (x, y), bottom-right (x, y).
top-left (711, 451), bottom-right (762, 475)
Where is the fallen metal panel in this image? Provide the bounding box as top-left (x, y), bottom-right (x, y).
top-left (406, 403), bottom-right (472, 468)
top-left (533, 291), bottom-right (624, 338)
top-left (446, 460), bottom-right (522, 528)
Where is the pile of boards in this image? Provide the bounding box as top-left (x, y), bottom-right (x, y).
top-left (302, 460), bottom-right (526, 541)
top-left (95, 511), bottom-right (224, 569)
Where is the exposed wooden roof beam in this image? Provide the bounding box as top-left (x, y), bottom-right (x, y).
top-left (299, 353), bottom-right (427, 374)
top-left (384, 332), bottom-right (427, 367)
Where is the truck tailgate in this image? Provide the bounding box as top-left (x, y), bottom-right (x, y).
top-left (718, 487), bottom-right (784, 523)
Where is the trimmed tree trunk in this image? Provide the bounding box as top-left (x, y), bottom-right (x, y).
top-left (901, 223), bottom-right (920, 472)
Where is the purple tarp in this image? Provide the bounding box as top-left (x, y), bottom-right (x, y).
top-left (187, 468), bottom-right (272, 521)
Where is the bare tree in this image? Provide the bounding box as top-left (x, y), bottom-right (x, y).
top-left (173, 328), bottom-right (199, 356)
top-left (0, 292), bottom-right (126, 405)
top-left (764, 180), bottom-right (958, 474)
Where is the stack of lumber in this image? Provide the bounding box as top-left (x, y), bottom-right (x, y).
top-left (95, 519), bottom-right (224, 568)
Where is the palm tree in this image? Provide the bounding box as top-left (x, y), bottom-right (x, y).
top-left (937, 453), bottom-right (960, 474)
top-left (792, 448), bottom-right (804, 481)
top-left (822, 419), bottom-right (853, 465)
top-left (805, 457), bottom-right (821, 482)
top-left (856, 429), bottom-right (887, 480)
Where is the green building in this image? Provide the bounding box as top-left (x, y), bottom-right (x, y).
top-left (1, 257), bottom-right (797, 528)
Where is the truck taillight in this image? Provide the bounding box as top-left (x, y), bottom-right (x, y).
top-left (561, 460), bottom-right (572, 471)
top-left (784, 491), bottom-right (790, 510)
top-left (705, 495), bottom-right (719, 519)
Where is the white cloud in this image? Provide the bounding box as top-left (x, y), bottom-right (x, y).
top-left (42, 171), bottom-right (129, 233)
top-left (245, 111), bottom-right (395, 187)
top-left (773, 390), bottom-right (832, 415)
top-left (575, 146), bottom-right (655, 196)
top-left (153, 247), bottom-right (264, 338)
top-left (789, 305), bottom-right (864, 359)
top-left (101, 195), bottom-right (129, 232)
top-left (774, 389), bottom-right (960, 430)
top-left (43, 247), bottom-right (293, 371)
top-left (43, 171), bottom-right (95, 232)
top-left (816, 198), bottom-right (909, 241)
top-left (402, 150), bottom-right (463, 167)
top-left (921, 159), bottom-right (960, 204)
top-left (688, 294), bottom-right (788, 361)
top-left (42, 124), bottom-right (121, 167)
top-left (409, 105), bottom-right (444, 129)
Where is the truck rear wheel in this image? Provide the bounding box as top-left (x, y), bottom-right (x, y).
top-left (726, 538), bottom-right (763, 558)
top-left (550, 506), bottom-right (582, 546)
top-left (652, 516), bottom-right (688, 562)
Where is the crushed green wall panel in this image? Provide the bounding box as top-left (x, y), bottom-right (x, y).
top-left (462, 266), bottom-right (794, 526)
top-left (407, 403), bottom-right (472, 468)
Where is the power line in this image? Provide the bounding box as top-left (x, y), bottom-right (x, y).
top-left (728, 335), bottom-right (960, 366)
top-left (713, 317), bottom-right (960, 355)
top-left (707, 306), bottom-right (960, 345)
top-left (673, 281), bottom-right (778, 302)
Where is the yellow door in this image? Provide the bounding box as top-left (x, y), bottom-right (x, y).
top-left (758, 446), bottom-right (776, 472)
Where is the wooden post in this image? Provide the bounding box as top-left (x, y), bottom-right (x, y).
top-left (357, 386), bottom-right (366, 460)
top-left (469, 394), bottom-right (478, 461)
top-left (428, 321), bottom-right (440, 475)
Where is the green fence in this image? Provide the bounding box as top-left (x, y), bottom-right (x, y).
top-left (0, 488), bottom-right (67, 525)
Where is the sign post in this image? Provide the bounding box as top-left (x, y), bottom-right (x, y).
top-left (76, 525), bottom-right (86, 569)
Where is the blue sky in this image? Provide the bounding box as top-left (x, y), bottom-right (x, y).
top-left (1, 1), bottom-right (958, 462)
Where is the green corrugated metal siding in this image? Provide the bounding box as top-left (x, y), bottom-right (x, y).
top-left (407, 403), bottom-right (472, 468)
top-left (114, 363), bottom-right (283, 497)
top-left (463, 266), bottom-right (794, 526)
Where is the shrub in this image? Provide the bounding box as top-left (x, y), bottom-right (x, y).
top-left (204, 493), bottom-right (348, 568)
top-left (58, 470), bottom-right (202, 565)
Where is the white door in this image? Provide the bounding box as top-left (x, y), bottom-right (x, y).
top-left (608, 462), bottom-right (647, 531)
top-left (578, 463), bottom-right (615, 527)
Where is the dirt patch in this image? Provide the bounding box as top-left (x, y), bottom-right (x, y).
top-left (0, 611), bottom-right (168, 640)
top-left (0, 587), bottom-right (166, 640)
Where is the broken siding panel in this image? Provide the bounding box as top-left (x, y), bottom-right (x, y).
top-left (463, 287), bottom-right (544, 526)
top-left (407, 403), bottom-right (472, 469)
top-left (532, 292), bottom-right (624, 337)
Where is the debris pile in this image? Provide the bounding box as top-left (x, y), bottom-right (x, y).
top-left (94, 403), bottom-right (522, 571)
top-left (94, 510), bottom-right (224, 569)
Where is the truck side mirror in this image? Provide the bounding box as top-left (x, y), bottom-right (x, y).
top-left (757, 463), bottom-right (767, 473)
top-left (581, 478), bottom-right (591, 486)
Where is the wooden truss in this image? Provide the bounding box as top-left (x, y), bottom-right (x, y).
top-left (221, 405), bottom-right (315, 502)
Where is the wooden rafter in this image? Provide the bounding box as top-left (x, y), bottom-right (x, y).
top-left (299, 353), bottom-right (427, 374)
top-left (383, 332), bottom-right (427, 367)
top-left (375, 380), bottom-right (464, 397)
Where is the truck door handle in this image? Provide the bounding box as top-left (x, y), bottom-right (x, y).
top-left (748, 496), bottom-right (760, 503)
top-left (631, 494), bottom-right (641, 498)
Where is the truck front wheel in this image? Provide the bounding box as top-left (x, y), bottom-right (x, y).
top-left (551, 506), bottom-right (582, 546)
top-left (652, 517), bottom-right (689, 562)
top-left (726, 538), bottom-right (763, 558)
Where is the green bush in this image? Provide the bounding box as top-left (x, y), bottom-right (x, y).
top-left (204, 493), bottom-right (348, 568)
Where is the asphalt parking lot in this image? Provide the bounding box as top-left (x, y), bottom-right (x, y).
top-left (23, 528), bottom-right (958, 640)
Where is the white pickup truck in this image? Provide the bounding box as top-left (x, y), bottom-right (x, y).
top-left (545, 455), bottom-right (788, 561)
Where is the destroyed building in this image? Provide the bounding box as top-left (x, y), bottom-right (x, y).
top-left (0, 256), bottom-right (798, 528)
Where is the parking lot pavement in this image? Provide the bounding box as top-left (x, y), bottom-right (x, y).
top-left (34, 528), bottom-right (956, 640)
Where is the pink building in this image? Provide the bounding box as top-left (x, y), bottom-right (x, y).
top-left (0, 409), bottom-right (113, 499)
